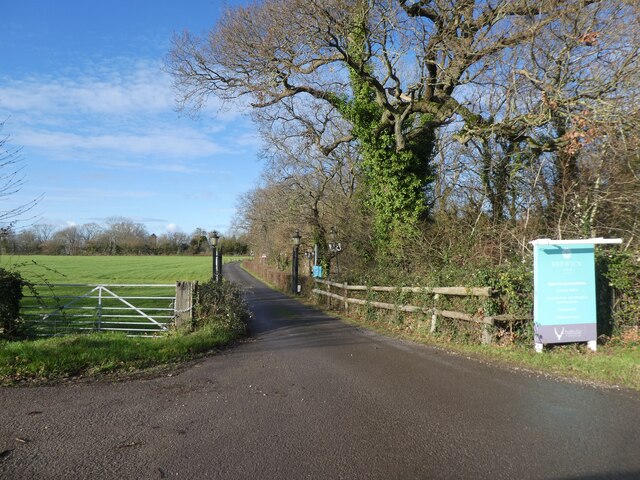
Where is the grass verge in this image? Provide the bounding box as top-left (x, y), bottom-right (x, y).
top-left (334, 311), bottom-right (640, 391)
top-left (0, 325), bottom-right (242, 386)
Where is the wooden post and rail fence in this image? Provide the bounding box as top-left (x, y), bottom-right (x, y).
top-left (243, 260), bottom-right (528, 344)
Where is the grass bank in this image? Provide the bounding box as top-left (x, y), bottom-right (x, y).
top-left (0, 324), bottom-right (241, 386)
top-left (340, 315), bottom-right (640, 391)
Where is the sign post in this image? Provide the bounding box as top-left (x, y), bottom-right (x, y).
top-left (530, 238), bottom-right (621, 353)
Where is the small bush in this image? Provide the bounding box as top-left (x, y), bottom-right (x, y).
top-left (473, 262), bottom-right (534, 317)
top-left (0, 268), bottom-right (24, 338)
top-left (194, 280), bottom-right (250, 336)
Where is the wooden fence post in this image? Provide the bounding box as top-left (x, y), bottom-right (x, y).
top-left (481, 318), bottom-right (493, 345)
top-left (430, 293), bottom-right (439, 334)
top-left (344, 282), bottom-right (348, 312)
top-left (175, 281), bottom-right (195, 330)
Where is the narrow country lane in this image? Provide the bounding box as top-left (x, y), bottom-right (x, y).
top-left (1, 262), bottom-right (639, 479)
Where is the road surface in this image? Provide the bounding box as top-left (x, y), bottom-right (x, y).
top-left (1, 262), bottom-right (639, 479)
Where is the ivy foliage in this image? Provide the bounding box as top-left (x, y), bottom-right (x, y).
top-left (337, 9), bottom-right (436, 253)
top-left (0, 268), bottom-right (24, 338)
top-left (193, 279), bottom-right (250, 336)
top-left (597, 251), bottom-right (640, 331)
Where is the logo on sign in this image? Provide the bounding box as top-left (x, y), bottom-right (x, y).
top-left (554, 327), bottom-right (565, 341)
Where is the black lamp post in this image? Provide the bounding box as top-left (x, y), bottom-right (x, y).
top-left (209, 231), bottom-right (219, 282)
top-left (292, 231), bottom-right (301, 295)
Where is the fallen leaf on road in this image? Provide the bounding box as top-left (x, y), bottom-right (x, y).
top-left (115, 441), bottom-right (142, 449)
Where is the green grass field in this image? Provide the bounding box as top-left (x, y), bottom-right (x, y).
top-left (1, 255), bottom-right (249, 338)
top-left (0, 254), bottom-right (248, 284)
top-left (0, 255), bottom-right (251, 385)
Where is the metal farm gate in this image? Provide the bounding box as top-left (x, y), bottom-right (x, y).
top-left (20, 283), bottom-right (182, 337)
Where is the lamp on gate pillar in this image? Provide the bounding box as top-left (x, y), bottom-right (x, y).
top-left (292, 231), bottom-right (301, 295)
top-left (208, 231), bottom-right (220, 282)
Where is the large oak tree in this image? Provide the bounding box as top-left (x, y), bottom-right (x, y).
top-left (168, 0), bottom-right (639, 251)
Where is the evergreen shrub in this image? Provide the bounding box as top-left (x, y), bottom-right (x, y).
top-left (0, 268), bottom-right (24, 338)
top-left (193, 280), bottom-right (250, 336)
top-left (597, 251), bottom-right (640, 334)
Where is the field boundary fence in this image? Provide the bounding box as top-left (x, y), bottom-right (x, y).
top-left (20, 282), bottom-right (195, 337)
top-left (313, 279), bottom-right (529, 345)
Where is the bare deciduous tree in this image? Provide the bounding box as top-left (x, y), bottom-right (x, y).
top-left (0, 121), bottom-right (39, 236)
top-left (170, 0), bottom-right (640, 275)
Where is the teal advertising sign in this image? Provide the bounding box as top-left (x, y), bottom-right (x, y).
top-left (313, 265), bottom-right (323, 278)
top-left (532, 241), bottom-right (597, 346)
top-left (531, 238), bottom-right (621, 352)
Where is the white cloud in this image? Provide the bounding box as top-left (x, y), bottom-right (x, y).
top-left (0, 59), bottom-right (256, 169)
top-left (0, 60), bottom-right (244, 120)
top-left (0, 61), bottom-right (171, 116)
top-left (232, 132), bottom-right (262, 148)
top-left (0, 57), bottom-right (262, 234)
top-left (15, 128), bottom-right (226, 160)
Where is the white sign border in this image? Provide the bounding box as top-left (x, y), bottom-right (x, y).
top-left (530, 237), bottom-right (622, 353)
top-left (530, 238), bottom-right (622, 246)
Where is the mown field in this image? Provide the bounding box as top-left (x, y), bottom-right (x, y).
top-left (0, 255), bottom-right (251, 385)
top-left (0, 254), bottom-right (248, 284)
top-left (1, 254), bottom-right (249, 337)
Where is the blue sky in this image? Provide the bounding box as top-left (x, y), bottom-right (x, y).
top-left (0, 0), bottom-right (261, 236)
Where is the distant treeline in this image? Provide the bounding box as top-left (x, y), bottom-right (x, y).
top-left (0, 218), bottom-right (249, 256)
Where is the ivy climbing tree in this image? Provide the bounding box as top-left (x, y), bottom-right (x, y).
top-left (168, 0), bottom-right (637, 256)
top-left (340, 11), bottom-right (435, 249)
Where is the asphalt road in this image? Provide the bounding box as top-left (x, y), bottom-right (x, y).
top-left (1, 262), bottom-right (639, 479)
